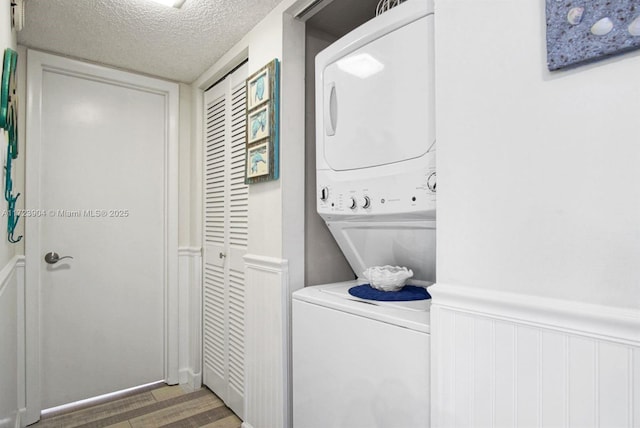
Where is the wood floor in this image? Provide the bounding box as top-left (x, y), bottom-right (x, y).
top-left (30, 383), bottom-right (241, 428)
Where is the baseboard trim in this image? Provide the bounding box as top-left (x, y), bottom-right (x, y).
top-left (17, 409), bottom-right (25, 428)
top-left (178, 369), bottom-right (188, 385)
top-left (179, 368), bottom-right (201, 390)
top-left (41, 381), bottom-right (165, 418)
top-left (430, 283), bottom-right (640, 346)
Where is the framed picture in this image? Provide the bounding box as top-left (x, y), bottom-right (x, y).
top-left (246, 142), bottom-right (270, 178)
top-left (245, 59), bottom-right (279, 184)
top-left (247, 104), bottom-right (270, 144)
top-left (247, 67), bottom-right (270, 110)
top-left (546, 1), bottom-right (640, 70)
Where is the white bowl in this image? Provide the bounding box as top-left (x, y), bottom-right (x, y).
top-left (362, 265), bottom-right (413, 292)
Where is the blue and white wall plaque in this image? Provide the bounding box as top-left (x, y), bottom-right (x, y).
top-left (546, 0), bottom-right (640, 70)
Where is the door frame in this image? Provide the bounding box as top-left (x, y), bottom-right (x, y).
top-left (24, 50), bottom-right (179, 425)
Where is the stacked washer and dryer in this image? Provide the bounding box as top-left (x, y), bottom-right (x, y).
top-left (292, 0), bottom-right (436, 426)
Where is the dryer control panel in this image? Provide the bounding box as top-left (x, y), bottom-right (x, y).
top-left (317, 154), bottom-right (436, 221)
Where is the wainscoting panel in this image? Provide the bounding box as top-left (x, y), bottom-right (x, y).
top-left (178, 247), bottom-right (202, 389)
top-left (242, 255), bottom-right (289, 428)
top-left (0, 256), bottom-right (25, 428)
top-left (431, 283), bottom-right (640, 428)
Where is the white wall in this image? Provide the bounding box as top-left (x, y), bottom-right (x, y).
top-left (192, 0), bottom-right (305, 274)
top-left (435, 0), bottom-right (640, 310)
top-left (304, 26), bottom-right (354, 286)
top-left (178, 83), bottom-right (192, 247)
top-left (0, 2), bottom-right (21, 427)
top-left (432, 1), bottom-right (640, 425)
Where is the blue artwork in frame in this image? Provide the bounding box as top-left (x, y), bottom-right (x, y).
top-left (247, 68), bottom-right (269, 110)
top-left (546, 0), bottom-right (640, 70)
top-left (248, 104), bottom-right (270, 144)
top-left (245, 59), bottom-right (279, 184)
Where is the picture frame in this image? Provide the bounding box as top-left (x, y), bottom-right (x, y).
top-left (246, 67), bottom-right (270, 110)
top-left (246, 141), bottom-right (270, 179)
top-left (245, 59), bottom-right (279, 184)
top-left (546, 1), bottom-right (640, 71)
top-left (247, 103), bottom-right (270, 144)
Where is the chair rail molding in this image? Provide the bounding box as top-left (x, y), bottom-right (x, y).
top-left (431, 283), bottom-right (640, 345)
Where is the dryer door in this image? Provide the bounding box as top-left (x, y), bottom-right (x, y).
top-left (319, 13), bottom-right (434, 171)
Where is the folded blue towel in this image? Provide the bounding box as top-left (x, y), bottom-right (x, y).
top-left (348, 284), bottom-right (431, 301)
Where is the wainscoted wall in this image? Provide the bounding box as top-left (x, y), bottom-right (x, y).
top-left (178, 247), bottom-right (202, 389)
top-left (0, 256), bottom-right (25, 428)
top-left (430, 283), bottom-right (640, 428)
top-left (242, 255), bottom-right (290, 428)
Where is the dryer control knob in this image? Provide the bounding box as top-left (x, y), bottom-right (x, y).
top-left (362, 196), bottom-right (371, 209)
top-left (349, 197), bottom-right (357, 210)
top-left (320, 187), bottom-right (329, 201)
top-left (427, 172), bottom-right (437, 193)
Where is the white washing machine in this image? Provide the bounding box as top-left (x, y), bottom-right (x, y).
top-left (293, 281), bottom-right (431, 427)
top-left (292, 0), bottom-right (435, 427)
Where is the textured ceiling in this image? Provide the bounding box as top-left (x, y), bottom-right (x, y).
top-left (17, 0), bottom-right (284, 83)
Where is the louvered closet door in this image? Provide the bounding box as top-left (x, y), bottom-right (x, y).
top-left (203, 62), bottom-right (249, 419)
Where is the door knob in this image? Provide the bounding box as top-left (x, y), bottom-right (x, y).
top-left (44, 252), bottom-right (74, 264)
top-left (219, 252), bottom-right (226, 259)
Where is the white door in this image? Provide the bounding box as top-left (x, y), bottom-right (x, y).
top-left (203, 62), bottom-right (249, 418)
top-left (25, 51), bottom-right (178, 422)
